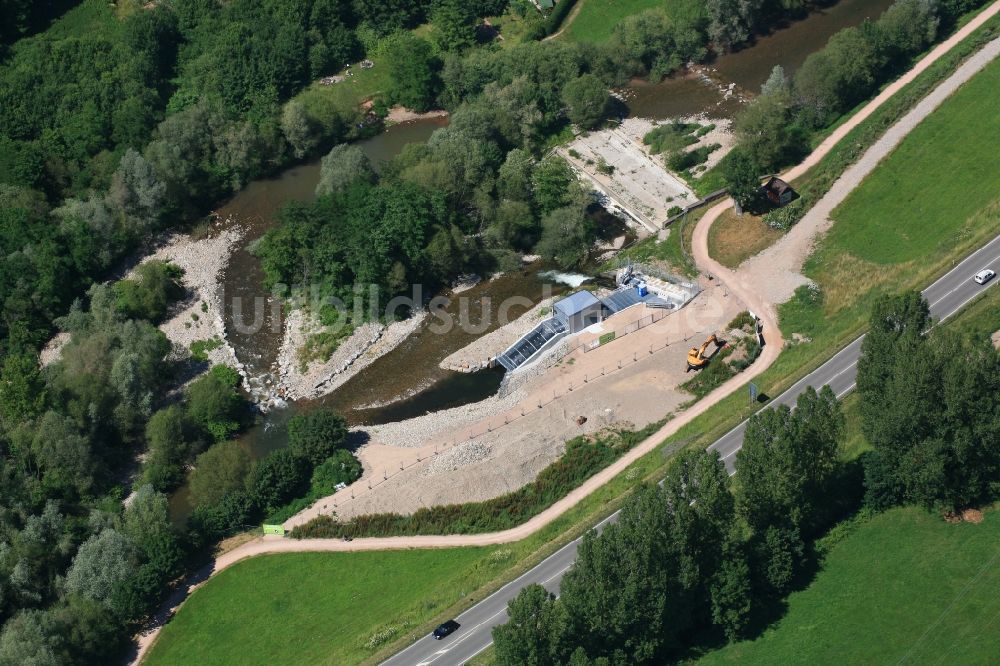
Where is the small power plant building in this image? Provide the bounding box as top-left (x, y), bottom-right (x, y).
top-left (554, 291), bottom-right (603, 334)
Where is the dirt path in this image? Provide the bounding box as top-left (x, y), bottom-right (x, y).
top-left (131, 5), bottom-right (1000, 662)
top-left (543, 0), bottom-right (584, 41)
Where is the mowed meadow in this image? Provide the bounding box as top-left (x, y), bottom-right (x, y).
top-left (145, 548), bottom-right (495, 666)
top-left (777, 54), bottom-right (1000, 364)
top-left (563, 0), bottom-right (703, 42)
top-left (696, 505), bottom-right (1000, 665)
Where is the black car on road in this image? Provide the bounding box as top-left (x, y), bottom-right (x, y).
top-left (433, 620), bottom-right (460, 640)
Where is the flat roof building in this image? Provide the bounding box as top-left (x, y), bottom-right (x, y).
top-left (554, 291), bottom-right (603, 334)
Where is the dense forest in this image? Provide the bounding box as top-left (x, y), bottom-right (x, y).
top-left (493, 292), bottom-right (1000, 665)
top-left (0, 0), bottom-right (990, 662)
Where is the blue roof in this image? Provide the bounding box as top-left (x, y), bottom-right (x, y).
top-left (554, 290), bottom-right (601, 317)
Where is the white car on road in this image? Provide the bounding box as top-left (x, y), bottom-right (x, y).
top-left (973, 269), bottom-right (996, 285)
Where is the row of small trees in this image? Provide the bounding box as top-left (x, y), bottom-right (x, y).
top-left (496, 386), bottom-right (845, 664)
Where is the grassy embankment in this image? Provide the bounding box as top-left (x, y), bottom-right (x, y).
top-left (604, 204), bottom-right (708, 278)
top-left (707, 208), bottom-right (784, 269)
top-left (145, 29), bottom-right (1000, 666)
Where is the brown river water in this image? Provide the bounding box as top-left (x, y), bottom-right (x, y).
top-left (623, 0), bottom-right (895, 118)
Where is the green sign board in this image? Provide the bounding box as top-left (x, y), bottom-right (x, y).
top-left (262, 524), bottom-right (285, 536)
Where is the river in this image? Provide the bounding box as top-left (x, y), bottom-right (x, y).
top-left (622, 0), bottom-right (896, 118)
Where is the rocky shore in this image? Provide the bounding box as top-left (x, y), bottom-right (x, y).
top-left (138, 225), bottom-right (245, 372)
top-left (274, 309), bottom-right (428, 401)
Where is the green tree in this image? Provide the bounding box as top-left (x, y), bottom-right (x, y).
top-left (734, 86), bottom-right (804, 173)
top-left (64, 529), bottom-right (136, 607)
top-left (722, 147), bottom-right (760, 214)
top-left (736, 386), bottom-right (843, 533)
top-left (113, 260), bottom-right (184, 323)
top-left (0, 608), bottom-right (64, 666)
top-left (0, 351), bottom-right (46, 430)
top-left (497, 148), bottom-right (535, 201)
top-left (710, 537), bottom-right (753, 641)
top-left (143, 405), bottom-right (203, 491)
top-left (315, 144), bottom-right (376, 197)
top-left (494, 584), bottom-right (569, 666)
top-left (310, 449), bottom-right (363, 490)
top-left (247, 449), bottom-right (310, 514)
top-left (107, 148), bottom-right (167, 238)
top-left (858, 292), bottom-right (1000, 511)
top-left (385, 34), bottom-right (439, 112)
top-left (189, 440), bottom-right (252, 507)
top-left (562, 74), bottom-right (610, 130)
top-left (281, 100), bottom-right (320, 160)
top-left (530, 156), bottom-right (577, 215)
top-left (560, 484), bottom-right (685, 662)
top-left (432, 0), bottom-right (477, 52)
top-left (706, 0), bottom-right (763, 51)
top-left (857, 291), bottom-right (931, 449)
top-left (123, 484), bottom-right (172, 556)
top-left (186, 365), bottom-right (246, 442)
top-left (486, 199), bottom-right (537, 250)
top-left (29, 411), bottom-right (96, 500)
top-left (535, 206), bottom-right (595, 269)
top-left (287, 409), bottom-right (348, 465)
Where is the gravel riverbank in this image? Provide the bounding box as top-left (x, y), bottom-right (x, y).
top-left (275, 310), bottom-right (428, 401)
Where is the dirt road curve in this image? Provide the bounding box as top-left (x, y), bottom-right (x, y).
top-left (132, 4), bottom-right (1000, 662)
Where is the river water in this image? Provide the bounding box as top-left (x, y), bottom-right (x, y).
top-left (169, 0), bottom-right (896, 522)
top-left (623, 0), bottom-right (896, 118)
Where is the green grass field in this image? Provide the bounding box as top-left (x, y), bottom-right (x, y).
top-left (773, 54), bottom-right (1000, 381)
top-left (825, 63), bottom-right (1000, 266)
top-left (146, 548), bottom-right (500, 666)
top-left (697, 506), bottom-right (1000, 665)
top-left (564, 0), bottom-right (703, 43)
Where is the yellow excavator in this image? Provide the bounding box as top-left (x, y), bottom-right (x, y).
top-left (686, 334), bottom-right (720, 372)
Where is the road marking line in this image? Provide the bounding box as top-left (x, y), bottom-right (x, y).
top-left (927, 252), bottom-right (1000, 309)
top-left (542, 563), bottom-right (573, 586)
top-left (835, 382), bottom-right (857, 399)
top-left (923, 237), bottom-right (1000, 295)
top-left (463, 641), bottom-right (493, 663)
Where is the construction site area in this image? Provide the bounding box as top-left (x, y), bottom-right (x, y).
top-left (557, 116), bottom-right (734, 232)
top-left (283, 260), bottom-right (756, 527)
top-left (278, 118), bottom-right (752, 527)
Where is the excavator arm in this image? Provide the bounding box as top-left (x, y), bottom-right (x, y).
top-left (686, 334), bottom-right (719, 371)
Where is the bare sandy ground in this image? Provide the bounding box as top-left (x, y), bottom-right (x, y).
top-left (134, 228), bottom-right (244, 369)
top-left (385, 106), bottom-right (449, 124)
top-left (286, 287), bottom-right (739, 527)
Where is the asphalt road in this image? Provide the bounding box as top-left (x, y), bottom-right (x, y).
top-left (381, 233), bottom-right (1000, 666)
